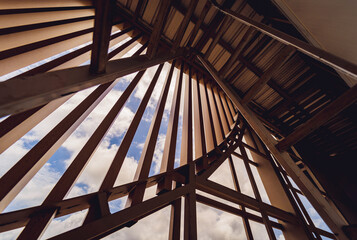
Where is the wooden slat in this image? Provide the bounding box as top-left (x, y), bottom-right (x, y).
top-left (194, 0), bottom-right (235, 53)
top-left (84, 66), bottom-right (162, 223)
top-left (277, 84), bottom-right (357, 150)
top-left (0, 95), bottom-right (71, 154)
top-left (207, 83), bottom-right (224, 144)
top-left (157, 61), bottom-right (184, 193)
top-left (184, 163), bottom-right (197, 240)
top-left (0, 15), bottom-right (95, 36)
top-left (126, 61), bottom-right (176, 207)
top-left (18, 70), bottom-right (146, 239)
top-left (180, 65), bottom-right (193, 165)
top-left (193, 72), bottom-right (208, 168)
top-left (214, 87), bottom-right (230, 133)
top-left (219, 26), bottom-right (254, 78)
top-left (199, 78), bottom-right (215, 152)
top-left (0, 81), bottom-right (117, 212)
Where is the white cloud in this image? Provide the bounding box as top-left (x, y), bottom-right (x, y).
top-left (4, 163), bottom-right (61, 212)
top-left (41, 210), bottom-right (88, 239)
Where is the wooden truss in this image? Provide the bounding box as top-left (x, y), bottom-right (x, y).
top-left (0, 1), bottom-right (354, 239)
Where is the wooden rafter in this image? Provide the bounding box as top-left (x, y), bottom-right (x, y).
top-left (172, 0), bottom-right (198, 50)
top-left (146, 0), bottom-right (171, 58)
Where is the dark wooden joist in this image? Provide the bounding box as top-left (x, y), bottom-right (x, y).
top-left (0, 49), bottom-right (185, 117)
top-left (277, 84), bottom-right (357, 151)
top-left (241, 45), bottom-right (295, 104)
top-left (194, 0), bottom-right (235, 53)
top-left (146, 0), bottom-right (171, 58)
top-left (133, 0), bottom-right (146, 20)
top-left (219, 26), bottom-right (254, 77)
top-left (90, 0), bottom-right (114, 73)
top-left (204, 16), bottom-right (233, 59)
top-left (186, 1), bottom-right (211, 48)
top-left (172, 0), bottom-right (198, 50)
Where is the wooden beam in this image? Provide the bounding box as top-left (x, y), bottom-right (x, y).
top-left (219, 26), bottom-right (254, 77)
top-left (0, 96), bottom-right (71, 154)
top-left (169, 198), bottom-right (182, 240)
top-left (203, 16), bottom-right (232, 59)
top-left (194, 0), bottom-right (235, 53)
top-left (210, 0), bottom-right (357, 80)
top-left (0, 49), bottom-right (184, 117)
top-left (241, 45), bottom-right (295, 104)
top-left (49, 186), bottom-right (190, 240)
top-left (172, 0), bottom-right (198, 50)
top-left (196, 179), bottom-right (297, 223)
top-left (89, 0), bottom-right (113, 73)
top-left (197, 54), bottom-right (349, 240)
top-left (146, 0), bottom-right (171, 58)
top-left (277, 84), bottom-right (357, 150)
top-left (196, 194), bottom-right (284, 230)
top-left (186, 1), bottom-right (211, 48)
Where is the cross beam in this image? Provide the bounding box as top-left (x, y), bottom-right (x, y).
top-left (0, 49), bottom-right (185, 117)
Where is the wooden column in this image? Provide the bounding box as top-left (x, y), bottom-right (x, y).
top-left (90, 0), bottom-right (113, 73)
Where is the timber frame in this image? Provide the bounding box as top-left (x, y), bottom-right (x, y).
top-left (0, 0), bottom-right (356, 239)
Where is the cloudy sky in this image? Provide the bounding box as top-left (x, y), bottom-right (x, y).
top-left (0, 32), bottom-right (330, 240)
